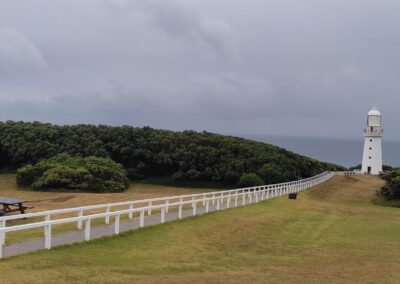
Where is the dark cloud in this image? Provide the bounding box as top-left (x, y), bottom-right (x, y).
top-left (0, 0), bottom-right (399, 139)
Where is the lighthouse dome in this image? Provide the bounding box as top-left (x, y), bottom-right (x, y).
top-left (368, 107), bottom-right (381, 116)
top-left (367, 107), bottom-right (382, 127)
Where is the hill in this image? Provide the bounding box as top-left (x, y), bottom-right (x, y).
top-left (0, 121), bottom-right (344, 186)
top-left (0, 176), bottom-right (398, 283)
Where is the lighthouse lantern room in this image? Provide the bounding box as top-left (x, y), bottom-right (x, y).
top-left (361, 107), bottom-right (383, 175)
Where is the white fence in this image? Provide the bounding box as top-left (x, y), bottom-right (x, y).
top-left (0, 171), bottom-right (338, 258)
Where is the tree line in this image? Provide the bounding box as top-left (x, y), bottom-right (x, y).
top-left (0, 121), bottom-right (345, 186)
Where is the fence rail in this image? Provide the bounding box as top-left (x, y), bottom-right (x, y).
top-left (0, 171), bottom-right (340, 258)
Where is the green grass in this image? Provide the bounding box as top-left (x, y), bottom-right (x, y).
top-left (0, 176), bottom-right (399, 283)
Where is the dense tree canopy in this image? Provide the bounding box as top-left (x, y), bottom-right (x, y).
top-left (0, 121), bottom-right (344, 186)
top-left (17, 154), bottom-right (129, 192)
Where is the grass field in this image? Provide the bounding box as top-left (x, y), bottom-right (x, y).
top-left (0, 174), bottom-right (214, 244)
top-left (0, 175), bottom-right (399, 283)
top-left (0, 174), bottom-right (214, 212)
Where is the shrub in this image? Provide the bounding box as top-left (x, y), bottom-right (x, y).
top-left (16, 154), bottom-right (129, 193)
top-left (378, 170), bottom-right (400, 200)
top-left (16, 164), bottom-right (41, 186)
top-left (237, 173), bottom-right (265, 187)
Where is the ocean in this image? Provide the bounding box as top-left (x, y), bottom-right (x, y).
top-left (244, 135), bottom-right (400, 168)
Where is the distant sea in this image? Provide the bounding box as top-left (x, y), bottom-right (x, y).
top-left (243, 135), bottom-right (400, 168)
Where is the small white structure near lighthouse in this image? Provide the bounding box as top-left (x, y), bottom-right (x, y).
top-left (361, 107), bottom-right (383, 175)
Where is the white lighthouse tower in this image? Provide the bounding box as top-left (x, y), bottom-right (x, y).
top-left (361, 107), bottom-right (383, 175)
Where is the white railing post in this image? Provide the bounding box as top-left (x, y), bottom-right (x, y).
top-left (0, 219), bottom-right (5, 247)
top-left (0, 236), bottom-right (3, 259)
top-left (206, 199), bottom-right (210, 213)
top-left (234, 193), bottom-right (238, 207)
top-left (242, 194), bottom-right (246, 205)
top-left (212, 194), bottom-right (216, 205)
top-left (148, 201), bottom-right (152, 216)
top-left (85, 219), bottom-right (91, 241)
top-left (161, 207), bottom-right (165, 223)
top-left (140, 210), bottom-right (145, 228)
top-left (227, 193), bottom-right (231, 208)
top-left (77, 210), bottom-right (83, 229)
top-left (202, 194), bottom-right (206, 206)
top-left (193, 201), bottom-right (197, 216)
top-left (165, 199), bottom-right (169, 213)
top-left (128, 203), bottom-right (134, 220)
top-left (115, 213), bottom-right (120, 235)
top-left (44, 223), bottom-right (52, 249)
top-left (217, 198), bottom-right (220, 210)
top-left (178, 202), bottom-right (183, 220)
top-left (44, 214), bottom-right (50, 237)
top-left (105, 206), bottom-right (110, 224)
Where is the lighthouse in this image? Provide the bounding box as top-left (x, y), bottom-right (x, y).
top-left (361, 107), bottom-right (383, 175)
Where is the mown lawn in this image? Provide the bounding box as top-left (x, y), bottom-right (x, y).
top-left (0, 175), bottom-right (399, 283)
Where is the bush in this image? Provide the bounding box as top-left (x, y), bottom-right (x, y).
top-left (378, 170), bottom-right (400, 200)
top-left (16, 154), bottom-right (129, 193)
top-left (237, 173), bottom-right (265, 187)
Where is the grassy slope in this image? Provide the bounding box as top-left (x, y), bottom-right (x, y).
top-left (0, 176), bottom-right (399, 283)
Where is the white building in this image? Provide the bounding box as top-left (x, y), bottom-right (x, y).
top-left (361, 107), bottom-right (383, 175)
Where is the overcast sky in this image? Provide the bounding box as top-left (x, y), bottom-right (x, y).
top-left (1, 0), bottom-right (399, 139)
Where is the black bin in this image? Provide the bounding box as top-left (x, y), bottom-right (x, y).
top-left (288, 193), bottom-right (297, 200)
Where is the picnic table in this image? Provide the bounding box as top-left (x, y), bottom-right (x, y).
top-left (0, 197), bottom-right (33, 216)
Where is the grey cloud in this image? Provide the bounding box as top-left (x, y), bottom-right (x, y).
top-left (0, 0), bottom-right (400, 139)
top-left (0, 27), bottom-right (48, 77)
top-left (107, 0), bottom-right (237, 59)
